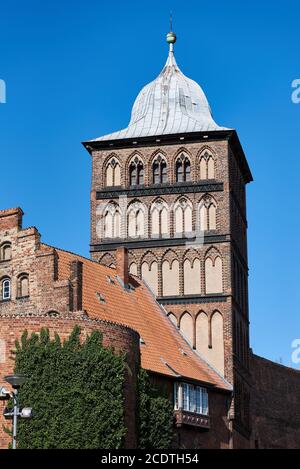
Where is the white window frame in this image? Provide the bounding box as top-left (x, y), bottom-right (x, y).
top-left (174, 382), bottom-right (209, 416)
top-left (2, 279), bottom-right (11, 300)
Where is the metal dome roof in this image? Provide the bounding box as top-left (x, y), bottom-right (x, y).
top-left (91, 34), bottom-right (227, 142)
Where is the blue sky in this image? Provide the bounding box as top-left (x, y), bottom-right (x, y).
top-left (1, 0), bottom-right (299, 367)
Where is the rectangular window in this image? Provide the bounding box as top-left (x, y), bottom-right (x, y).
top-left (174, 382), bottom-right (209, 415)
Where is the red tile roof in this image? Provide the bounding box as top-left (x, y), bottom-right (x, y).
top-left (54, 246), bottom-right (231, 391)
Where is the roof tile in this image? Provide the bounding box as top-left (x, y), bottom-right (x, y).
top-left (54, 246), bottom-right (231, 391)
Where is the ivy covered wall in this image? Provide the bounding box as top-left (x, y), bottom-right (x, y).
top-left (7, 326), bottom-right (173, 449)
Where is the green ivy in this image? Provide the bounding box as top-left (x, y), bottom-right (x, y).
top-left (9, 326), bottom-right (174, 449)
top-left (138, 369), bottom-right (174, 449)
top-left (13, 326), bottom-right (126, 449)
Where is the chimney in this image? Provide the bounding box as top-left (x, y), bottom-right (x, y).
top-left (0, 207), bottom-right (23, 232)
top-left (116, 247), bottom-right (129, 288)
top-left (70, 260), bottom-right (83, 311)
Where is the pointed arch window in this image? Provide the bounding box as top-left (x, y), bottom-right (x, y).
top-left (103, 203), bottom-right (121, 239)
top-left (105, 158), bottom-right (121, 187)
top-left (127, 202), bottom-right (146, 237)
top-left (129, 157), bottom-right (144, 186)
top-left (174, 198), bottom-right (193, 235)
top-left (176, 154), bottom-right (191, 183)
top-left (153, 156), bottom-right (168, 184)
top-left (199, 152), bottom-right (215, 180)
top-left (0, 242), bottom-right (12, 261)
top-left (199, 195), bottom-right (217, 231)
top-left (1, 278), bottom-right (11, 301)
top-left (151, 200), bottom-right (169, 237)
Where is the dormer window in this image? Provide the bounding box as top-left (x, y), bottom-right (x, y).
top-left (0, 242), bottom-right (12, 261)
top-left (1, 278), bottom-right (11, 301)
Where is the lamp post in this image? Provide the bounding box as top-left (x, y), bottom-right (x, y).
top-left (0, 374), bottom-right (32, 449)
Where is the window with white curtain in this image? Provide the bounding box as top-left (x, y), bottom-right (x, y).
top-left (174, 382), bottom-right (209, 415)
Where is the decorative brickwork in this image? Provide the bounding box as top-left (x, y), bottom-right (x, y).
top-left (89, 134), bottom-right (252, 439)
top-left (1, 205), bottom-right (233, 449)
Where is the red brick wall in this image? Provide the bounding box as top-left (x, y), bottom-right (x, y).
top-left (0, 314), bottom-right (140, 449)
top-left (250, 354), bottom-right (300, 449)
top-left (90, 139), bottom-right (252, 440)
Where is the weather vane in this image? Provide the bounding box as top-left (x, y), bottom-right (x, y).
top-left (166, 11), bottom-right (176, 47)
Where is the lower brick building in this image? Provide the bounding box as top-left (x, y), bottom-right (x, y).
top-left (0, 207), bottom-right (232, 449)
top-left (1, 207), bottom-right (300, 449)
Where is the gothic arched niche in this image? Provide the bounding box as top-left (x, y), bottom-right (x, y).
top-left (199, 150), bottom-right (215, 180)
top-left (179, 312), bottom-right (193, 346)
top-left (174, 198), bottom-right (193, 235)
top-left (167, 313), bottom-right (178, 327)
top-left (103, 202), bottom-right (121, 239)
top-left (150, 199), bottom-right (169, 238)
top-left (127, 201), bottom-right (146, 238)
top-left (105, 156), bottom-right (121, 187)
top-left (183, 258), bottom-right (201, 295)
top-left (196, 312), bottom-right (209, 359)
top-left (162, 254), bottom-right (180, 296)
top-left (205, 249), bottom-right (223, 294)
top-left (199, 195), bottom-right (217, 231)
top-left (210, 311), bottom-right (225, 375)
top-left (141, 258), bottom-right (158, 296)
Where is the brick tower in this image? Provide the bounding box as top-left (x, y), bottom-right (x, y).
top-left (83, 30), bottom-right (253, 446)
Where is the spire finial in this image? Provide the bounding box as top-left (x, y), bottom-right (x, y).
top-left (166, 12), bottom-right (176, 52)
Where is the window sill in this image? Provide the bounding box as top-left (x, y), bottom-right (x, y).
top-left (174, 409), bottom-right (210, 430)
top-left (0, 298), bottom-right (11, 303)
